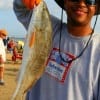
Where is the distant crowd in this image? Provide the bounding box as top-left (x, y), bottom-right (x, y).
top-left (4, 37), bottom-right (23, 62)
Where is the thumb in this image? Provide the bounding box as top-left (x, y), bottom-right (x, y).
top-left (35, 0), bottom-right (41, 6)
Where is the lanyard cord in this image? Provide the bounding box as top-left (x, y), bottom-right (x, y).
top-left (59, 8), bottom-right (98, 63)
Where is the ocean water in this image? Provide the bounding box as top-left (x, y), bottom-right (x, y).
top-left (10, 37), bottom-right (25, 42)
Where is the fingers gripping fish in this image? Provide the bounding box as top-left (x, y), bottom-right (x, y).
top-left (11, 1), bottom-right (52, 99)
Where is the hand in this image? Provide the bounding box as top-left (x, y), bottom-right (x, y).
top-left (23, 0), bottom-right (41, 9)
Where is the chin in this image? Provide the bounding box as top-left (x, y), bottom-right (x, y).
top-left (71, 18), bottom-right (88, 26)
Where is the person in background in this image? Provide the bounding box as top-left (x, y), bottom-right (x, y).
top-left (3, 36), bottom-right (9, 49)
top-left (13, 0), bottom-right (100, 100)
top-left (0, 29), bottom-right (7, 85)
top-left (12, 45), bottom-right (22, 62)
top-left (7, 39), bottom-right (16, 53)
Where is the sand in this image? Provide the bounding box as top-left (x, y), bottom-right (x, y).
top-left (0, 52), bottom-right (21, 100)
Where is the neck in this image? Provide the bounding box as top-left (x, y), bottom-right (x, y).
top-left (67, 24), bottom-right (93, 37)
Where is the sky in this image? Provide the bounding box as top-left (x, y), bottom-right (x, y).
top-left (0, 0), bottom-right (100, 38)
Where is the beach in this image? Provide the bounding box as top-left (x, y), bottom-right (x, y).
top-left (0, 52), bottom-right (21, 100)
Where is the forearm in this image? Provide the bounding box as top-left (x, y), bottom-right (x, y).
top-left (13, 0), bottom-right (33, 30)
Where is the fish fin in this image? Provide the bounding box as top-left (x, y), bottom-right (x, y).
top-left (29, 32), bottom-right (35, 48)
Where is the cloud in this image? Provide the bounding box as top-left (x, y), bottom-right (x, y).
top-left (0, 0), bottom-right (13, 9)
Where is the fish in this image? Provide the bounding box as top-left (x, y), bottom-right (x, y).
top-left (11, 0), bottom-right (52, 100)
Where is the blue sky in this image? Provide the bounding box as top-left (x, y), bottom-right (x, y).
top-left (0, 0), bottom-right (100, 37)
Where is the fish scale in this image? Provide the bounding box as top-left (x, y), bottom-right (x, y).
top-left (11, 0), bottom-right (52, 100)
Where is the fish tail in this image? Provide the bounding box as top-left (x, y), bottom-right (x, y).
top-left (11, 93), bottom-right (24, 100)
top-left (11, 90), bottom-right (24, 100)
top-left (11, 83), bottom-right (23, 100)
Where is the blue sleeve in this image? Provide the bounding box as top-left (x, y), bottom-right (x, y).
top-left (13, 0), bottom-right (33, 30)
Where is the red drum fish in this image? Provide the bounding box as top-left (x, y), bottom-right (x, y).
top-left (11, 0), bottom-right (52, 99)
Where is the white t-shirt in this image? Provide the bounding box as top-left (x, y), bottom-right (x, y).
top-left (25, 22), bottom-right (100, 100)
top-left (0, 38), bottom-right (6, 62)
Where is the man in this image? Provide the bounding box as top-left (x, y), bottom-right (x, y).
top-left (13, 0), bottom-right (100, 100)
top-left (0, 29), bottom-right (7, 85)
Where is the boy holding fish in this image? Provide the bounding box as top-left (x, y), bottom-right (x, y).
top-left (13, 0), bottom-right (100, 100)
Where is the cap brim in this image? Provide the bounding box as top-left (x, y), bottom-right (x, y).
top-left (55, 0), bottom-right (64, 9)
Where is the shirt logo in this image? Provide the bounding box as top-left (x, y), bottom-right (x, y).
top-left (45, 48), bottom-right (75, 83)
